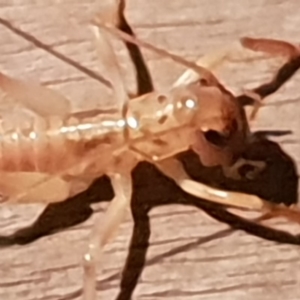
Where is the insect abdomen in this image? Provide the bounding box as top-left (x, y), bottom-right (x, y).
top-left (0, 111), bottom-right (126, 173)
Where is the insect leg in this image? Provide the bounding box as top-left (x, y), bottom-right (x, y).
top-left (156, 158), bottom-right (266, 209)
top-left (239, 37), bottom-right (300, 103)
top-left (0, 72), bottom-right (71, 117)
top-left (175, 37), bottom-right (300, 107)
top-left (241, 37), bottom-right (299, 60)
top-left (90, 1), bottom-right (129, 112)
top-left (237, 38), bottom-right (300, 119)
top-left (91, 25), bottom-right (128, 112)
top-left (156, 158), bottom-right (300, 222)
top-left (172, 46), bottom-right (232, 87)
top-left (83, 172), bottom-right (132, 300)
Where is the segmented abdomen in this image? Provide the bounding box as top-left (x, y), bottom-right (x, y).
top-left (0, 110), bottom-right (125, 173)
top-left (0, 111), bottom-right (72, 172)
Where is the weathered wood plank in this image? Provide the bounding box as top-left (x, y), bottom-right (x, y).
top-left (0, 1), bottom-right (299, 300)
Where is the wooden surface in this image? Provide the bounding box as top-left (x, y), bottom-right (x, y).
top-left (0, 1), bottom-right (300, 300)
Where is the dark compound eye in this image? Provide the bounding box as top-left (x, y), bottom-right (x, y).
top-left (203, 130), bottom-right (229, 147)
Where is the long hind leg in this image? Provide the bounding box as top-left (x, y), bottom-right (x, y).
top-left (83, 173), bottom-right (132, 300)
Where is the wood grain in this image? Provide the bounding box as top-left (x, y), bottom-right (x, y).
top-left (0, 1), bottom-right (300, 300)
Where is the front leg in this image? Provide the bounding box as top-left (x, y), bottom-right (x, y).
top-left (156, 158), bottom-right (300, 222)
top-left (156, 158), bottom-right (267, 210)
top-left (83, 172), bottom-right (132, 300)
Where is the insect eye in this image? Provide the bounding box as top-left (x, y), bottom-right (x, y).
top-left (203, 130), bottom-right (229, 147)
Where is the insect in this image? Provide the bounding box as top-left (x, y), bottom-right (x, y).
top-left (1, 1), bottom-right (300, 300)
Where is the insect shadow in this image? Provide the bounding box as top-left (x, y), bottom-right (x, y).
top-left (0, 4), bottom-right (300, 300)
top-left (0, 136), bottom-right (298, 300)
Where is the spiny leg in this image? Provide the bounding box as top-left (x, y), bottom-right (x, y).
top-left (156, 158), bottom-right (300, 223)
top-left (83, 173), bottom-right (132, 300)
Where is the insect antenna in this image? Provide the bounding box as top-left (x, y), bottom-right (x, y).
top-left (92, 16), bottom-right (223, 88)
top-left (0, 17), bottom-right (112, 89)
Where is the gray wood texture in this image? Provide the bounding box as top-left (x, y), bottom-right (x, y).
top-left (0, 1), bottom-right (300, 299)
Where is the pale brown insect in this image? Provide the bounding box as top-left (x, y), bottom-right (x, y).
top-left (1, 1), bottom-right (300, 299)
